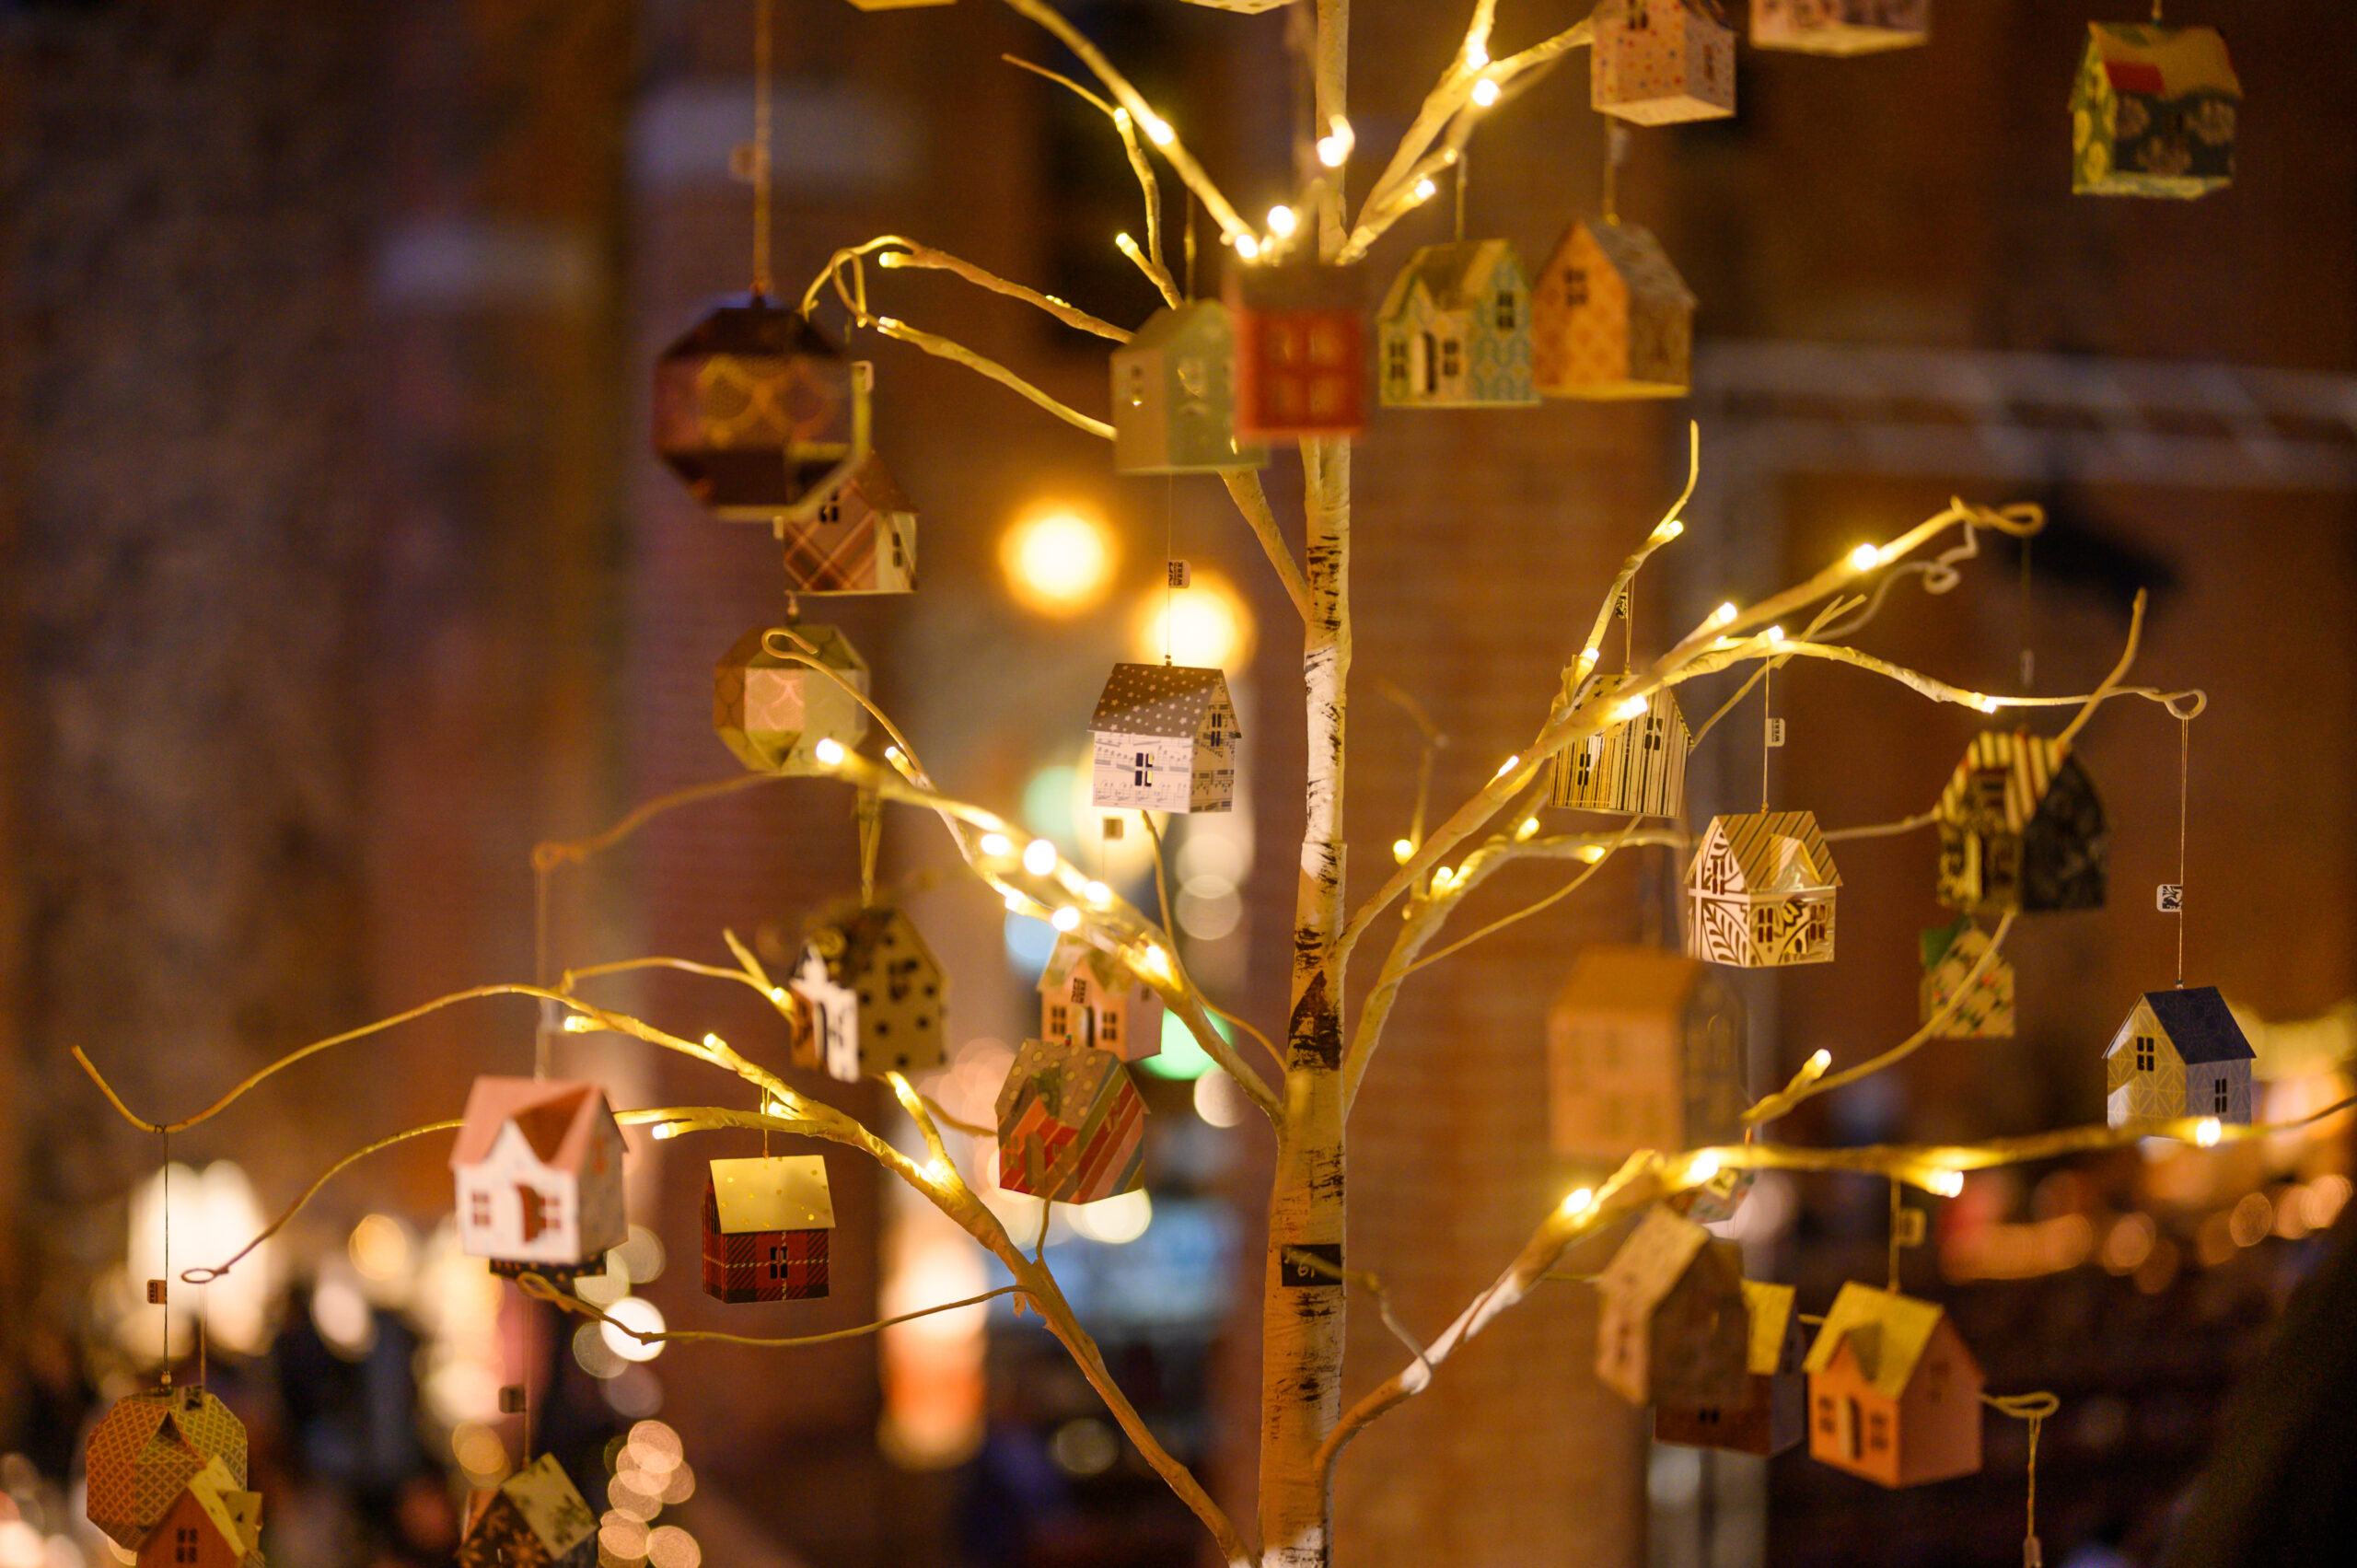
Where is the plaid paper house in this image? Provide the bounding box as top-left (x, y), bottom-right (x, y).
top-left (2073, 23), bottom-right (2239, 199)
top-left (652, 295), bottom-right (868, 524)
top-left (995, 1038), bottom-right (1147, 1204)
top-left (456, 1455), bottom-right (596, 1568)
top-left (1657, 1279), bottom-right (1808, 1456)
top-left (1039, 934), bottom-right (1163, 1063)
top-left (787, 905), bottom-right (946, 1082)
top-left (1751, 0), bottom-right (1929, 55)
top-left (1592, 0), bottom-right (1736, 126)
top-left (1550, 674), bottom-right (1689, 818)
top-left (702, 1155), bottom-right (834, 1302)
top-left (1376, 240), bottom-right (1538, 409)
top-left (1933, 730), bottom-right (2107, 916)
top-left (134, 1458), bottom-right (261, 1568)
top-left (450, 1078), bottom-right (628, 1280)
top-left (1531, 217), bottom-right (1696, 400)
top-left (1596, 1205), bottom-right (1752, 1409)
top-left (1089, 662), bottom-right (1239, 813)
top-left (713, 622), bottom-right (871, 773)
top-left (1805, 1283), bottom-right (1984, 1488)
top-left (1919, 916), bottom-right (2014, 1038)
top-left (780, 451), bottom-right (916, 593)
top-left (86, 1386), bottom-right (250, 1551)
top-left (2105, 985), bottom-right (2255, 1129)
top-left (1686, 811), bottom-right (1840, 968)
top-left (1226, 260), bottom-right (1365, 440)
top-left (1110, 302), bottom-right (1268, 473)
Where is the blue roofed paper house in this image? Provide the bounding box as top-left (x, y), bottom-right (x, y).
top-left (1089, 663), bottom-right (1239, 814)
top-left (2105, 985), bottom-right (2256, 1128)
top-left (1376, 240), bottom-right (1538, 409)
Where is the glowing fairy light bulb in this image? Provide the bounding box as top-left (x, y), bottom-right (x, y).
top-left (1316, 118), bottom-right (1354, 168)
top-left (1561, 1187), bottom-right (1595, 1217)
top-left (1689, 1152), bottom-right (1722, 1185)
top-left (1267, 204), bottom-right (1298, 238)
top-left (1393, 838), bottom-right (1415, 863)
top-left (1465, 40), bottom-right (1490, 70)
top-left (1235, 233), bottom-right (1262, 261)
top-left (1050, 906), bottom-right (1081, 933)
top-left (1470, 76), bottom-right (1501, 107)
top-left (1611, 694), bottom-right (1650, 723)
top-left (1712, 602), bottom-right (1738, 627)
top-left (1411, 176), bottom-right (1438, 203)
top-left (2196, 1117), bottom-right (2223, 1148)
top-left (1022, 839), bottom-right (1059, 876)
top-left (1850, 542), bottom-right (1882, 571)
top-left (979, 832), bottom-right (1012, 857)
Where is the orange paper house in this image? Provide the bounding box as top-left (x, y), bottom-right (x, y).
top-left (86, 1386), bottom-right (250, 1551)
top-left (1803, 1283), bottom-right (1984, 1488)
top-left (1226, 261), bottom-right (1364, 440)
top-left (134, 1458), bottom-right (261, 1568)
top-left (1531, 217), bottom-right (1695, 400)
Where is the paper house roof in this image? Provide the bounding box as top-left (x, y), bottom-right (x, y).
top-left (1704, 811), bottom-right (1840, 892)
top-left (1802, 1283), bottom-right (1952, 1400)
top-left (449, 1079), bottom-right (621, 1175)
top-left (830, 450), bottom-right (911, 516)
top-left (1557, 946), bottom-right (1716, 1017)
top-left (995, 1036), bottom-right (1132, 1127)
top-left (1038, 935), bottom-right (1138, 998)
top-left (1378, 239), bottom-right (1522, 318)
top-left (708, 1155), bottom-right (835, 1233)
top-left (1936, 730), bottom-right (2080, 831)
top-left (1581, 219), bottom-right (1697, 311)
top-left (2141, 985), bottom-right (2255, 1064)
top-left (477, 1455), bottom-right (596, 1562)
top-left (87, 1387), bottom-right (250, 1550)
top-left (1600, 1205), bottom-right (1718, 1315)
top-left (2087, 22), bottom-right (2240, 100)
top-left (802, 905), bottom-right (936, 986)
top-left (1741, 1280), bottom-right (1800, 1376)
top-left (1090, 663), bottom-right (1238, 740)
top-left (1125, 299), bottom-right (1227, 356)
top-left (1919, 914), bottom-right (1979, 970)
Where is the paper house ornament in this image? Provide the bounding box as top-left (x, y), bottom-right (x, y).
top-left (1111, 302), bottom-right (1268, 473)
top-left (781, 452), bottom-right (915, 593)
top-left (702, 1155), bottom-right (834, 1302)
top-left (1686, 811), bottom-right (1840, 968)
top-left (1376, 240), bottom-right (1538, 409)
top-left (713, 622), bottom-right (871, 773)
top-left (1039, 934), bottom-right (1163, 1063)
top-left (1226, 261), bottom-right (1365, 440)
top-left (1550, 675), bottom-right (1689, 817)
top-left (1657, 1279), bottom-right (1808, 1456)
top-left (1548, 947), bottom-right (1746, 1165)
top-left (1751, 0), bottom-right (1929, 55)
top-left (2105, 985), bottom-right (2255, 1129)
top-left (1933, 730), bottom-right (2107, 916)
top-left (2073, 23), bottom-right (2239, 199)
top-left (134, 1458), bottom-right (261, 1568)
top-left (652, 295), bottom-right (868, 524)
top-left (1592, 0), bottom-right (1736, 126)
top-left (1531, 218), bottom-right (1696, 400)
top-left (787, 906), bottom-right (946, 1082)
top-left (1919, 916), bottom-right (2014, 1038)
top-left (1596, 1206), bottom-right (1752, 1409)
top-left (995, 1037), bottom-right (1147, 1204)
top-left (450, 1077), bottom-right (628, 1279)
top-left (1089, 663), bottom-right (1239, 814)
top-left (1804, 1283), bottom-right (1984, 1488)
top-left (86, 1386), bottom-right (249, 1551)
top-left (456, 1454), bottom-right (596, 1568)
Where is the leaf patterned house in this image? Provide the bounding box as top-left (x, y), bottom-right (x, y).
top-left (1530, 217), bottom-right (1696, 400)
top-left (1547, 946), bottom-right (1746, 1166)
top-left (456, 1455), bottom-right (597, 1568)
top-left (1375, 240), bottom-right (1537, 409)
top-left (780, 451), bottom-right (915, 594)
top-left (1550, 675), bottom-right (1688, 818)
top-left (1918, 915), bottom-right (2014, 1038)
top-left (1656, 1279), bottom-right (1808, 1457)
top-left (787, 906), bottom-right (946, 1083)
top-left (1933, 730), bottom-right (2106, 916)
top-left (2105, 985), bottom-right (2256, 1129)
top-left (995, 1037), bottom-right (1148, 1204)
top-left (2073, 22), bottom-right (2239, 199)
top-left (1750, 0), bottom-right (1929, 55)
top-left (1595, 1205), bottom-right (1752, 1410)
top-left (1109, 302), bottom-right (1267, 474)
top-left (449, 1078), bottom-right (628, 1279)
top-left (702, 1155), bottom-right (835, 1302)
top-left (1088, 663), bottom-right (1240, 813)
top-left (1591, 0), bottom-right (1736, 126)
top-left (1685, 811), bottom-right (1840, 968)
top-left (1804, 1283), bottom-right (1984, 1488)
top-left (1038, 933), bottom-right (1163, 1063)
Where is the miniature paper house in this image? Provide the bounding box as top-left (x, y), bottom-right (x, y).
top-left (1919, 915), bottom-right (2014, 1038)
top-left (1376, 241), bottom-right (1538, 409)
top-left (787, 906), bottom-right (946, 1082)
top-left (2073, 23), bottom-right (2239, 199)
top-left (1110, 302), bottom-right (1268, 473)
top-left (1039, 934), bottom-right (1164, 1063)
top-left (781, 452), bottom-right (916, 594)
top-left (1596, 1206), bottom-right (1752, 1409)
top-left (1686, 811), bottom-right (1840, 968)
top-left (134, 1458), bottom-right (261, 1568)
top-left (1592, 0), bottom-right (1736, 126)
top-left (1089, 663), bottom-right (1239, 814)
top-left (1225, 261), bottom-right (1365, 440)
top-left (652, 295), bottom-right (867, 524)
top-left (713, 622), bottom-right (871, 773)
top-left (1548, 946), bottom-right (1747, 1165)
top-left (2105, 985), bottom-right (2255, 1129)
top-left (1804, 1283), bottom-right (1984, 1488)
top-left (1751, 0), bottom-right (1929, 55)
top-left (1550, 674), bottom-right (1689, 818)
top-left (702, 1155), bottom-right (833, 1302)
top-left (86, 1386), bottom-right (250, 1551)
top-left (1531, 217), bottom-right (1696, 400)
top-left (456, 1454), bottom-right (597, 1568)
top-left (450, 1078), bottom-right (628, 1279)
top-left (1657, 1279), bottom-right (1808, 1456)
top-left (1933, 730), bottom-right (2106, 916)
top-left (996, 1037), bottom-right (1148, 1204)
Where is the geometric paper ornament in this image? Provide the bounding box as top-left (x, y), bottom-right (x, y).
top-left (1226, 260), bottom-right (1366, 441)
top-left (449, 1077), bottom-right (629, 1281)
top-left (2103, 984), bottom-right (2255, 1130)
top-left (1686, 811), bottom-right (1840, 968)
top-left (1110, 302), bottom-right (1268, 473)
top-left (994, 1037), bottom-right (1147, 1204)
top-left (1550, 674), bottom-right (1688, 818)
top-left (1592, 0), bottom-right (1736, 127)
top-left (1594, 1205), bottom-right (1752, 1410)
top-left (1918, 915), bottom-right (2014, 1038)
top-left (1375, 240), bottom-right (1539, 408)
top-left (133, 1456), bottom-right (261, 1568)
top-left (787, 905), bottom-right (947, 1083)
top-left (712, 623), bottom-right (871, 774)
top-left (1038, 934), bottom-right (1164, 1063)
top-left (2073, 23), bottom-right (2238, 199)
top-left (1656, 1278), bottom-right (1808, 1456)
top-left (1088, 663), bottom-right (1240, 814)
top-left (652, 295), bottom-right (869, 525)
top-left (1933, 730), bottom-right (2106, 917)
top-left (1547, 946), bottom-right (1746, 1166)
top-left (702, 1155), bottom-right (834, 1302)
top-left (1750, 0), bottom-right (1929, 56)
top-left (782, 451), bottom-right (916, 594)
top-left (456, 1453), bottom-right (597, 1568)
top-left (86, 1386), bottom-right (250, 1551)
top-left (1803, 1283), bottom-right (1985, 1488)
top-left (1531, 216), bottom-right (1696, 400)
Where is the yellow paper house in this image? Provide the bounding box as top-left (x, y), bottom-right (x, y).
top-left (1531, 218), bottom-right (1695, 400)
top-left (712, 623), bottom-right (870, 773)
top-left (1686, 811), bottom-right (1839, 968)
top-left (1548, 946), bottom-right (1747, 1165)
top-left (2105, 985), bottom-right (2255, 1129)
top-left (1039, 933), bottom-right (1163, 1063)
top-left (788, 906), bottom-right (947, 1082)
top-left (1550, 675), bottom-right (1688, 818)
top-left (782, 451), bottom-right (915, 594)
top-left (1919, 916), bottom-right (2014, 1038)
top-left (1804, 1283), bottom-right (1984, 1489)
top-left (1596, 1206), bottom-right (1752, 1410)
top-left (2073, 23), bottom-right (2239, 199)
top-left (1592, 0), bottom-right (1736, 126)
top-left (1751, 0), bottom-right (1929, 56)
top-left (1933, 730), bottom-right (2107, 916)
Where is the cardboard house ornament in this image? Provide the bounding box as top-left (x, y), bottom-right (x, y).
top-left (2073, 23), bottom-right (2239, 199)
top-left (780, 451), bottom-right (916, 594)
top-left (1039, 933), bottom-right (1164, 1063)
top-left (652, 296), bottom-right (868, 524)
top-left (1804, 1283), bottom-right (1984, 1488)
top-left (713, 622), bottom-right (871, 774)
top-left (86, 1386), bottom-right (250, 1551)
top-left (1751, 0), bottom-right (1930, 55)
top-left (1657, 1279), bottom-right (1808, 1456)
top-left (1591, 0), bottom-right (1736, 126)
top-left (1595, 1206), bottom-right (1753, 1410)
top-left (1110, 302), bottom-right (1268, 474)
top-left (450, 1077), bottom-right (628, 1279)
top-left (787, 906), bottom-right (946, 1083)
top-left (995, 1036), bottom-right (1148, 1204)
top-left (1089, 662), bottom-right (1239, 813)
top-left (1919, 915), bottom-right (2014, 1038)
top-left (134, 1458), bottom-right (261, 1568)
top-left (1531, 217), bottom-right (1696, 400)
top-left (2105, 984), bottom-right (2255, 1129)
top-left (1933, 730), bottom-right (2107, 916)
top-left (1548, 946), bottom-right (1747, 1166)
top-left (1225, 260), bottom-right (1365, 440)
top-left (1550, 674), bottom-right (1689, 818)
top-left (1686, 811), bottom-right (1840, 968)
top-left (456, 1454), bottom-right (596, 1568)
top-left (1375, 240), bottom-right (1538, 409)
top-left (702, 1155), bottom-right (834, 1302)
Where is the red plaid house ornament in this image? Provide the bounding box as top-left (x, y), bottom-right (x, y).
top-left (995, 1039), bottom-right (1146, 1204)
top-left (702, 1155), bottom-right (835, 1302)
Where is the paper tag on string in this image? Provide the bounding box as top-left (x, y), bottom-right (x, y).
top-left (1765, 717), bottom-right (1786, 749)
top-left (146, 1279), bottom-right (168, 1305)
top-left (1101, 817), bottom-right (1124, 841)
top-left (2156, 884), bottom-right (2184, 912)
top-left (499, 1385), bottom-right (528, 1415)
top-left (1893, 1208), bottom-right (1927, 1249)
top-left (1167, 560), bottom-right (1190, 589)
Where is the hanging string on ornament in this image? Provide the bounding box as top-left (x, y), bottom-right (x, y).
top-left (751, 0), bottom-right (774, 296)
top-left (1454, 146), bottom-right (1469, 245)
top-left (1887, 1176), bottom-right (1929, 1291)
top-left (2169, 710), bottom-right (2192, 986)
top-left (857, 789), bottom-right (883, 907)
top-left (1166, 476), bottom-right (1178, 666)
top-left (1983, 1390), bottom-right (2061, 1566)
top-left (1602, 122), bottom-right (1630, 226)
top-left (159, 1129), bottom-right (172, 1384)
top-left (2018, 531), bottom-right (2035, 692)
top-left (1184, 193), bottom-right (1198, 300)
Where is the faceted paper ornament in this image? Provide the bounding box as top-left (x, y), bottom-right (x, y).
top-left (713, 623), bottom-right (871, 773)
top-left (652, 295), bottom-right (868, 524)
top-left (1039, 933), bottom-right (1164, 1063)
top-left (995, 1037), bottom-right (1147, 1203)
top-left (1111, 302), bottom-right (1268, 473)
top-left (1657, 1279), bottom-right (1808, 1456)
top-left (1592, 0), bottom-right (1736, 127)
top-left (2073, 23), bottom-right (2239, 199)
top-left (1686, 811), bottom-right (1840, 968)
top-left (782, 452), bottom-right (915, 593)
top-left (1376, 240), bottom-right (1538, 408)
top-left (1531, 217), bottom-right (1696, 400)
top-left (2104, 985), bottom-right (2255, 1130)
top-left (1933, 730), bottom-right (2106, 916)
top-left (1751, 0), bottom-right (1929, 55)
top-left (134, 1458), bottom-right (261, 1568)
top-left (1550, 674), bottom-right (1688, 817)
top-left (450, 1077), bottom-right (628, 1280)
top-left (1548, 947), bottom-right (1746, 1166)
top-left (702, 1155), bottom-right (833, 1302)
top-left (1595, 1206), bottom-right (1751, 1409)
top-left (457, 1454), bottom-right (597, 1568)
top-left (1804, 1283), bottom-right (1984, 1488)
top-left (788, 906), bottom-right (946, 1082)
top-left (1919, 915), bottom-right (2014, 1038)
top-left (1089, 663), bottom-right (1240, 813)
top-left (1226, 261), bottom-right (1365, 440)
top-left (86, 1386), bottom-right (250, 1551)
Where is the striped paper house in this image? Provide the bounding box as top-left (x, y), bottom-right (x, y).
top-left (1550, 675), bottom-right (1688, 818)
top-left (1933, 731), bottom-right (2107, 916)
top-left (780, 451), bottom-right (916, 594)
top-left (995, 1038), bottom-right (1147, 1204)
top-left (1686, 811), bottom-right (1839, 968)
top-left (1089, 663), bottom-right (1239, 813)
top-left (702, 1155), bottom-right (834, 1302)
top-left (2105, 985), bottom-right (2255, 1129)
top-left (1919, 916), bottom-right (2014, 1038)
top-left (1592, 0), bottom-right (1736, 126)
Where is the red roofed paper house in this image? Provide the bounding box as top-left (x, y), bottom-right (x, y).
top-left (449, 1077), bottom-right (628, 1278)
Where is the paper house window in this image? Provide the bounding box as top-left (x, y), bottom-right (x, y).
top-left (87, 1388), bottom-right (250, 1552)
top-left (1532, 218), bottom-right (1695, 400)
top-left (457, 1454), bottom-right (597, 1568)
top-left (1549, 947), bottom-right (1746, 1165)
top-left (1933, 731), bottom-right (2106, 916)
top-left (1750, 0), bottom-right (1929, 55)
top-left (1803, 1283), bottom-right (1984, 1488)
top-left (1595, 1206), bottom-right (1752, 1409)
top-left (1226, 261), bottom-right (1365, 440)
top-left (449, 1077), bottom-right (628, 1279)
top-left (1593, 0), bottom-right (1736, 126)
top-left (1657, 1279), bottom-right (1808, 1456)
top-left (1110, 301), bottom-right (1268, 474)
top-left (2073, 23), bottom-right (2239, 199)
top-left (702, 1155), bottom-right (834, 1302)
top-left (1090, 663), bottom-right (1240, 814)
top-left (1376, 240), bottom-right (1538, 410)
top-left (779, 451), bottom-right (917, 594)
top-left (995, 1037), bottom-right (1148, 1204)
top-left (713, 622), bottom-right (872, 774)
top-left (1686, 811), bottom-right (1840, 968)
top-left (1038, 933), bottom-right (1164, 1064)
top-left (1918, 916), bottom-right (2014, 1038)
top-left (653, 295), bottom-right (869, 524)
top-left (2104, 985), bottom-right (2255, 1130)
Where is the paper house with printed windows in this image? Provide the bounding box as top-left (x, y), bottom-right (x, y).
top-left (134, 1458), bottom-right (261, 1568)
top-left (1596, 1206), bottom-right (1752, 1409)
top-left (2105, 985), bottom-right (2255, 1130)
top-left (1933, 730), bottom-right (2106, 916)
top-left (787, 906), bottom-right (946, 1083)
top-left (1550, 674), bottom-right (1689, 818)
top-left (713, 622), bottom-right (871, 774)
top-left (1657, 1279), bottom-right (1808, 1456)
top-left (652, 295), bottom-right (868, 524)
top-left (1531, 218), bottom-right (1695, 400)
top-left (456, 1455), bottom-right (597, 1568)
top-left (1751, 0), bottom-right (1929, 55)
top-left (1804, 1283), bottom-right (1984, 1488)
top-left (1592, 0), bottom-right (1736, 126)
top-left (1549, 947), bottom-right (1747, 1166)
top-left (1919, 916), bottom-right (2014, 1038)
top-left (1089, 663), bottom-right (1240, 813)
top-left (1226, 261), bottom-right (1365, 440)
top-left (1376, 241), bottom-right (1538, 409)
top-left (1111, 302), bottom-right (1268, 473)
top-left (1686, 811), bottom-right (1840, 968)
top-left (2073, 23), bottom-right (2239, 199)
top-left (449, 1078), bottom-right (628, 1279)
top-left (996, 1037), bottom-right (1148, 1204)
top-left (1038, 934), bottom-right (1163, 1063)
top-left (781, 452), bottom-right (915, 594)
top-left (702, 1155), bottom-right (833, 1302)
top-left (86, 1386), bottom-right (250, 1551)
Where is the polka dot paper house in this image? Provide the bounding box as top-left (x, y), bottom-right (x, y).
top-left (1110, 302), bottom-right (1268, 474)
top-left (652, 296), bottom-right (868, 525)
top-left (1686, 811), bottom-right (1840, 969)
top-left (2105, 985), bottom-right (2255, 1130)
top-left (1089, 663), bottom-right (1240, 814)
top-left (780, 451), bottom-right (916, 594)
top-left (1656, 1279), bottom-right (1808, 1457)
top-left (134, 1458), bottom-right (261, 1568)
top-left (86, 1386), bottom-right (249, 1551)
top-left (1918, 915), bottom-right (2014, 1038)
top-left (1933, 730), bottom-right (2107, 917)
top-left (1531, 217), bottom-right (1696, 400)
top-left (702, 1155), bottom-right (834, 1302)
top-left (1595, 1205), bottom-right (1752, 1411)
top-left (1550, 675), bottom-right (1689, 818)
top-left (456, 1454), bottom-right (597, 1568)
top-left (1039, 933), bottom-right (1163, 1063)
top-left (995, 1037), bottom-right (1148, 1204)
top-left (787, 906), bottom-right (946, 1083)
top-left (1804, 1283), bottom-right (1984, 1489)
top-left (1376, 240), bottom-right (1538, 409)
top-left (2073, 22), bottom-right (2240, 199)
top-left (1226, 261), bottom-right (1366, 440)
top-left (1751, 0), bottom-right (1929, 56)
top-left (449, 1077), bottom-right (628, 1280)
top-left (713, 623), bottom-right (871, 774)
top-left (1592, 0), bottom-right (1736, 127)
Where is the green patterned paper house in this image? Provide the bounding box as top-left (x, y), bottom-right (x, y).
top-left (1686, 811), bottom-right (1839, 968)
top-left (2105, 985), bottom-right (2255, 1129)
top-left (1918, 915), bottom-right (2014, 1038)
top-left (1089, 663), bottom-right (1239, 813)
top-left (1376, 240), bottom-right (1538, 409)
top-left (2073, 23), bottom-right (2239, 199)
top-left (781, 451), bottom-right (915, 594)
top-left (1110, 302), bottom-right (1267, 474)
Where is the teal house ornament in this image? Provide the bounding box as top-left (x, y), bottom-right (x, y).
top-left (1376, 241), bottom-right (1538, 409)
top-left (1111, 302), bottom-right (1269, 474)
top-left (2073, 22), bottom-right (2240, 199)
